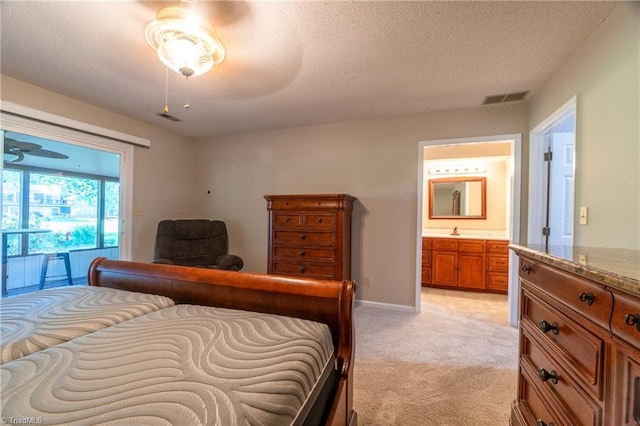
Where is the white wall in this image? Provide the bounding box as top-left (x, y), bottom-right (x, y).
top-left (195, 103), bottom-right (529, 307)
top-left (1, 75), bottom-right (200, 262)
top-left (529, 2), bottom-right (640, 249)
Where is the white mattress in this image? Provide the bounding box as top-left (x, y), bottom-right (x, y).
top-left (0, 286), bottom-right (175, 363)
top-left (0, 304), bottom-right (334, 426)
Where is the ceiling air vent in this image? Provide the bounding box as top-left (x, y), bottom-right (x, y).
top-left (482, 91), bottom-right (530, 105)
top-left (157, 112), bottom-right (182, 122)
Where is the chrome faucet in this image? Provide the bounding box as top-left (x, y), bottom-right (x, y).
top-left (451, 227), bottom-right (460, 236)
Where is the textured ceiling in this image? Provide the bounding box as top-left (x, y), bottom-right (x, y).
top-left (0, 1), bottom-right (618, 139)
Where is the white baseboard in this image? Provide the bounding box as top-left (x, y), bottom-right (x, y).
top-left (355, 299), bottom-right (416, 313)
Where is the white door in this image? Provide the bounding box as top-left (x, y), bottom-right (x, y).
top-left (530, 100), bottom-right (576, 248)
top-left (547, 131), bottom-right (575, 246)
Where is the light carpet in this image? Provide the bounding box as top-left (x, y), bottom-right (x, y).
top-left (353, 288), bottom-right (518, 425)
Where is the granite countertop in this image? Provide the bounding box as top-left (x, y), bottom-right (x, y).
top-left (422, 230), bottom-right (509, 240)
top-left (510, 243), bottom-right (640, 297)
top-left (422, 234), bottom-right (509, 240)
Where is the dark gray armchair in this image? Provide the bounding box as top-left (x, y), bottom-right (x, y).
top-left (153, 219), bottom-right (244, 271)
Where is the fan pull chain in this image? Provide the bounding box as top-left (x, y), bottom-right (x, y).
top-left (163, 67), bottom-right (169, 114)
top-left (183, 76), bottom-right (190, 109)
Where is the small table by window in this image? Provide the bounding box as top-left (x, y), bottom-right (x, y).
top-left (2, 229), bottom-right (52, 296)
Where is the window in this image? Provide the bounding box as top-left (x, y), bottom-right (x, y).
top-left (1, 102), bottom-right (144, 296)
top-left (3, 162), bottom-right (120, 256)
top-left (104, 180), bottom-right (120, 248)
top-left (1, 101), bottom-right (143, 263)
top-left (2, 133), bottom-right (123, 295)
top-left (2, 169), bottom-right (23, 256)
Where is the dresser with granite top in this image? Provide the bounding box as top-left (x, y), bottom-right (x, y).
top-left (509, 244), bottom-right (640, 426)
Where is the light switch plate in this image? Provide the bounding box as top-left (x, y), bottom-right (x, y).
top-left (579, 207), bottom-right (588, 225)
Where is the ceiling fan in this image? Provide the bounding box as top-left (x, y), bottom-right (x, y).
top-left (140, 0), bottom-right (302, 107)
top-left (3, 138), bottom-right (69, 163)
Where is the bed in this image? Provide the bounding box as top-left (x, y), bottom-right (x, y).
top-left (0, 257), bottom-right (357, 426)
top-left (0, 285), bottom-right (175, 363)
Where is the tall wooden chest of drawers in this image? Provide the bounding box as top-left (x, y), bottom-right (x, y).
top-left (265, 194), bottom-right (355, 281)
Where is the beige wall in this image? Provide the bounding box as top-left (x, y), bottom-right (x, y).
top-left (1, 75), bottom-right (200, 262)
top-left (422, 142), bottom-right (512, 236)
top-left (529, 2), bottom-right (640, 249)
top-left (1, 3), bottom-right (633, 308)
top-left (423, 157), bottom-right (509, 234)
top-left (195, 103), bottom-right (528, 307)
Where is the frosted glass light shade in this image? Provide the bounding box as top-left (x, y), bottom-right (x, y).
top-left (145, 6), bottom-right (225, 77)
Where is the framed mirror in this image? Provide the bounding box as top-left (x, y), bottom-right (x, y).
top-left (428, 177), bottom-right (486, 219)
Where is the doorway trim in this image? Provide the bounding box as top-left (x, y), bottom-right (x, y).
top-left (416, 134), bottom-right (522, 326)
top-left (528, 95), bottom-right (577, 246)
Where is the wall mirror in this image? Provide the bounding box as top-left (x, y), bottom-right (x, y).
top-left (428, 177), bottom-right (486, 219)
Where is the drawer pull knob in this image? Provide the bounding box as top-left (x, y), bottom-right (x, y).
top-left (538, 368), bottom-right (558, 384)
top-left (300, 234), bottom-right (306, 240)
top-left (521, 265), bottom-right (532, 274)
top-left (318, 218), bottom-right (323, 223)
top-left (286, 218), bottom-right (291, 223)
top-left (624, 313), bottom-right (640, 331)
top-left (578, 292), bottom-right (595, 305)
top-left (299, 266), bottom-right (306, 273)
top-left (535, 420), bottom-right (555, 426)
top-left (299, 250), bottom-right (306, 257)
top-left (538, 320), bottom-right (559, 335)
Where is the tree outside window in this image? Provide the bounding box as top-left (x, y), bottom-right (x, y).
top-left (28, 173), bottom-right (99, 253)
top-left (2, 168), bottom-right (119, 255)
top-left (2, 169), bottom-right (22, 256)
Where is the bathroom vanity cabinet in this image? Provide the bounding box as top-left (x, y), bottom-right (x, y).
top-left (421, 237), bottom-right (509, 294)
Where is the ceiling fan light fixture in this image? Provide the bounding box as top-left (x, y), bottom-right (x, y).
top-left (145, 6), bottom-right (225, 78)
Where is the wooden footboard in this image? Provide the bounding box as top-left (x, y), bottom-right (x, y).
top-left (88, 257), bottom-right (356, 426)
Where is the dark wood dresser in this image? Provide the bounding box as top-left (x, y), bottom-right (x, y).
top-left (510, 244), bottom-right (640, 426)
top-left (264, 194), bottom-right (355, 281)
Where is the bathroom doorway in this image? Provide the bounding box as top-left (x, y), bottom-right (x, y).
top-left (416, 134), bottom-right (522, 326)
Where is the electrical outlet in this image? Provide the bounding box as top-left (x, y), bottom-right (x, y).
top-left (363, 275), bottom-right (371, 286)
top-left (578, 254), bottom-right (587, 266)
top-left (579, 207), bottom-right (588, 225)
